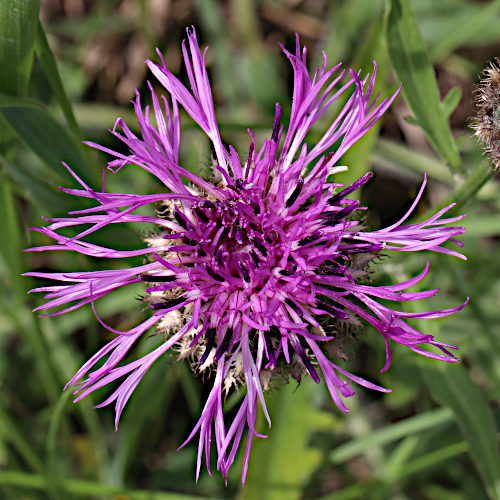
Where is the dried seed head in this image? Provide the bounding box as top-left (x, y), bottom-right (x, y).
top-left (472, 58), bottom-right (500, 169)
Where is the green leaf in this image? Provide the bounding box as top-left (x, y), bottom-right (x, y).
top-left (0, 173), bottom-right (25, 297)
top-left (111, 349), bottom-right (180, 482)
top-left (35, 20), bottom-right (82, 140)
top-left (0, 0), bottom-right (40, 97)
top-left (383, 435), bottom-right (419, 484)
top-left (423, 362), bottom-right (500, 500)
top-left (0, 92), bottom-right (95, 186)
top-left (241, 379), bottom-right (327, 500)
top-left (0, 394), bottom-right (44, 474)
top-left (441, 87), bottom-right (462, 119)
top-left (400, 440), bottom-right (468, 478)
top-left (45, 391), bottom-right (73, 500)
top-left (317, 0), bottom-right (384, 65)
top-left (462, 215), bottom-right (500, 238)
top-left (385, 0), bottom-right (464, 175)
top-left (422, 159), bottom-right (496, 218)
top-left (339, 11), bottom-right (391, 192)
top-left (428, 0), bottom-right (500, 63)
top-left (0, 153), bottom-right (74, 214)
top-left (0, 0), bottom-right (40, 154)
top-left (372, 138), bottom-right (453, 184)
top-left (317, 483), bottom-right (375, 500)
top-left (329, 407), bottom-right (452, 463)
top-left (0, 469), bottom-right (224, 499)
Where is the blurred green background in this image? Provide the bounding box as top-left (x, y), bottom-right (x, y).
top-left (2, 0), bottom-right (500, 498)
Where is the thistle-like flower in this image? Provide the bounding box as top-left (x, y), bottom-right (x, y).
top-left (26, 29), bottom-right (467, 484)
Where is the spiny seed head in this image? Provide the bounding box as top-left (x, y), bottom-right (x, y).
top-left (472, 58), bottom-right (500, 169)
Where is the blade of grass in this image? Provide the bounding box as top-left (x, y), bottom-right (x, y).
top-left (0, 92), bottom-right (95, 186)
top-left (424, 160), bottom-right (497, 218)
top-left (240, 379), bottom-right (324, 500)
top-left (328, 407), bottom-right (452, 464)
top-left (320, 434), bottom-right (500, 499)
top-left (423, 363), bottom-right (500, 500)
top-left (373, 138), bottom-right (452, 184)
top-left (317, 483), bottom-right (376, 500)
top-left (383, 435), bottom-right (419, 484)
top-left (397, 434), bottom-right (500, 480)
top-left (0, 303), bottom-right (60, 403)
top-left (0, 470), bottom-right (224, 500)
top-left (0, 0), bottom-right (39, 97)
top-left (385, 0), bottom-right (464, 175)
top-left (0, 173), bottom-right (25, 297)
top-left (439, 256), bottom-right (500, 357)
top-left (428, 0), bottom-right (500, 64)
top-left (0, 0), bottom-right (40, 155)
top-left (400, 440), bottom-right (469, 478)
top-left (34, 20), bottom-right (82, 140)
top-left (0, 399), bottom-right (44, 474)
top-left (45, 390), bottom-right (73, 500)
top-left (0, 153), bottom-right (75, 214)
top-left (339, 11), bottom-right (391, 191)
top-left (392, 263), bottom-right (500, 500)
top-left (462, 215), bottom-right (500, 238)
top-left (38, 316), bottom-right (111, 484)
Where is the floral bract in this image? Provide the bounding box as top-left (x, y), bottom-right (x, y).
top-left (26, 28), bottom-right (467, 484)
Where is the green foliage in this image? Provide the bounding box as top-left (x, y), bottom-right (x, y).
top-left (241, 379), bottom-right (332, 500)
top-left (1, 0), bottom-right (500, 499)
top-left (0, 0), bottom-right (39, 98)
top-left (386, 0), bottom-right (463, 174)
top-left (0, 92), bottom-right (94, 186)
top-left (425, 363), bottom-right (500, 500)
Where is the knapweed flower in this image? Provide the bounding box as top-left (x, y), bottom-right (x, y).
top-left (26, 29), bottom-right (467, 484)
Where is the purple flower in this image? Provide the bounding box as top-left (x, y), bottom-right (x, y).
top-left (25, 28), bottom-right (467, 484)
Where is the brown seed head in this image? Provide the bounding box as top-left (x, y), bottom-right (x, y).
top-left (472, 58), bottom-right (500, 170)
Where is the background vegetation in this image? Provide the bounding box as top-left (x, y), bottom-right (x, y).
top-left (1, 0), bottom-right (500, 498)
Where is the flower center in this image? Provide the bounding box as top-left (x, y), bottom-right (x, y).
top-left (170, 184), bottom-right (280, 287)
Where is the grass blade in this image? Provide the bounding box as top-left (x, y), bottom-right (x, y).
top-left (428, 0), bottom-right (500, 63)
top-left (0, 399), bottom-right (44, 474)
top-left (0, 0), bottom-right (40, 155)
top-left (45, 391), bottom-right (73, 500)
top-left (0, 173), bottom-right (25, 297)
top-left (385, 0), bottom-right (464, 175)
top-left (35, 20), bottom-right (83, 140)
top-left (0, 92), bottom-right (95, 186)
top-left (0, 153), bottom-right (74, 214)
top-left (372, 138), bottom-right (452, 184)
top-left (426, 159), bottom-right (497, 218)
top-left (424, 362), bottom-right (500, 500)
top-left (240, 379), bottom-right (324, 500)
top-left (329, 407), bottom-right (452, 464)
top-left (0, 470), bottom-right (224, 499)
top-left (0, 0), bottom-right (39, 97)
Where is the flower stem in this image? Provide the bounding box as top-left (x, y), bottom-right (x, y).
top-left (423, 160), bottom-right (497, 219)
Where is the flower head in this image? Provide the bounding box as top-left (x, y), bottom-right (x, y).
top-left (26, 29), bottom-right (467, 484)
top-left (472, 57), bottom-right (500, 169)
